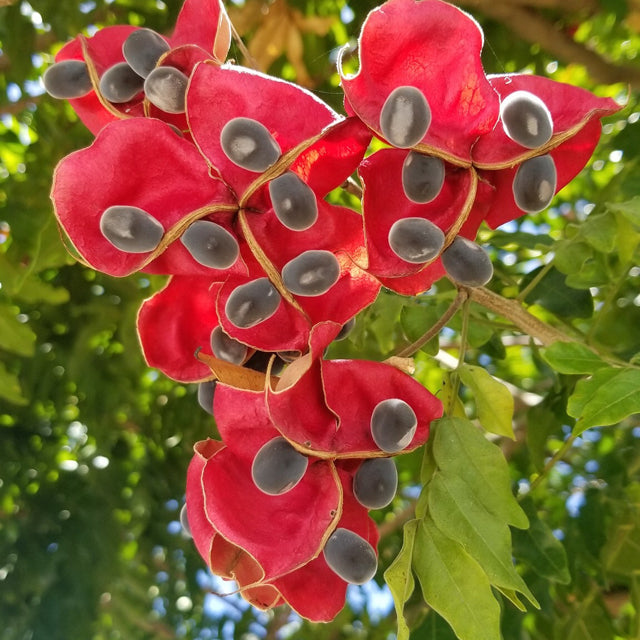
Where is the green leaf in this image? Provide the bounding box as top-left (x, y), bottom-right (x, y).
top-left (458, 364), bottom-right (515, 438)
top-left (432, 418), bottom-right (529, 529)
top-left (400, 303), bottom-right (440, 355)
top-left (601, 484), bottom-right (640, 579)
top-left (0, 304), bottom-right (36, 356)
top-left (0, 361), bottom-right (27, 405)
top-left (522, 266), bottom-right (593, 318)
top-left (428, 472), bottom-right (538, 608)
top-left (512, 497), bottom-right (570, 584)
top-left (541, 341), bottom-right (608, 375)
top-left (581, 212), bottom-right (618, 253)
top-left (413, 518), bottom-right (501, 640)
top-left (384, 519), bottom-right (418, 640)
top-left (568, 367), bottom-right (640, 434)
top-left (607, 196), bottom-right (640, 227)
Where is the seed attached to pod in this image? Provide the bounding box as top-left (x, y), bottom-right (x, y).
top-left (323, 528), bottom-right (378, 585)
top-left (100, 205), bottom-right (164, 253)
top-left (500, 90), bottom-right (553, 149)
top-left (123, 28), bottom-right (170, 78)
top-left (179, 504), bottom-right (192, 538)
top-left (353, 458), bottom-right (398, 510)
top-left (197, 380), bottom-right (216, 415)
top-left (401, 152), bottom-right (445, 203)
top-left (251, 437), bottom-right (308, 495)
top-left (335, 317), bottom-right (356, 341)
top-left (180, 220), bottom-right (239, 269)
top-left (281, 250), bottom-right (340, 297)
top-left (370, 398), bottom-right (417, 453)
top-left (43, 60), bottom-right (92, 99)
top-left (512, 154), bottom-right (557, 213)
top-left (144, 66), bottom-right (189, 114)
top-left (210, 326), bottom-right (247, 364)
top-left (99, 62), bottom-right (144, 103)
top-left (388, 217), bottom-right (445, 264)
top-left (380, 86), bottom-right (431, 149)
top-left (269, 172), bottom-right (318, 231)
top-left (225, 278), bottom-right (281, 329)
top-left (220, 117), bottom-right (281, 172)
top-left (441, 236), bottom-right (493, 287)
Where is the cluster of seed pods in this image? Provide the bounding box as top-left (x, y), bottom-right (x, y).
top-left (45, 0), bottom-right (619, 621)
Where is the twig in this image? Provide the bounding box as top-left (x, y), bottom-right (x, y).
top-left (395, 288), bottom-right (469, 358)
top-left (468, 286), bottom-right (573, 346)
top-left (378, 500), bottom-right (417, 539)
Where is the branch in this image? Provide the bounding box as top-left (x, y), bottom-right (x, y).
top-left (468, 286), bottom-right (573, 346)
top-left (458, 0), bottom-right (640, 89)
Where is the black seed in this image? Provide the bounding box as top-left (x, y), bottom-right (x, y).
top-left (225, 278), bottom-right (281, 329)
top-left (144, 66), bottom-right (188, 114)
top-left (220, 117), bottom-right (281, 172)
top-left (197, 380), bottom-right (216, 415)
top-left (441, 236), bottom-right (493, 287)
top-left (512, 154), bottom-right (557, 213)
top-left (210, 326), bottom-right (247, 364)
top-left (380, 86), bottom-right (431, 149)
top-left (500, 90), bottom-right (553, 149)
top-left (251, 437), bottom-right (308, 495)
top-left (323, 528), bottom-right (377, 585)
top-left (388, 217), bottom-right (445, 264)
top-left (335, 317), bottom-right (356, 341)
top-left (370, 398), bottom-right (417, 453)
top-left (43, 60), bottom-right (92, 99)
top-left (269, 172), bottom-right (318, 231)
top-left (281, 250), bottom-right (340, 297)
top-left (180, 220), bottom-right (239, 269)
top-left (100, 205), bottom-right (164, 253)
top-left (353, 458), bottom-right (398, 510)
top-left (99, 62), bottom-right (144, 103)
top-left (123, 28), bottom-right (170, 78)
top-left (402, 152), bottom-right (445, 203)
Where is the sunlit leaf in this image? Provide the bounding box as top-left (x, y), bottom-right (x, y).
top-left (541, 341), bottom-right (608, 375)
top-left (384, 519), bottom-right (418, 640)
top-left (432, 418), bottom-right (528, 529)
top-left (458, 364), bottom-right (514, 438)
top-left (413, 518), bottom-right (501, 640)
top-left (568, 367), bottom-right (640, 433)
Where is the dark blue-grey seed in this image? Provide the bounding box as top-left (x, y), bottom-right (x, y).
top-left (43, 60), bottom-right (92, 99)
top-left (100, 205), bottom-right (164, 253)
top-left (181, 220), bottom-right (239, 269)
top-left (388, 217), bottom-right (445, 264)
top-left (380, 86), bottom-right (431, 149)
top-left (122, 28), bottom-right (170, 78)
top-left (225, 278), bottom-right (281, 329)
top-left (99, 62), bottom-right (144, 103)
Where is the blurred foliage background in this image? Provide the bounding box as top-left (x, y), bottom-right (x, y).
top-left (0, 0), bottom-right (639, 638)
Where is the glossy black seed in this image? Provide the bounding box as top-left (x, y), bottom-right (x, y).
top-left (336, 317), bottom-right (356, 341)
top-left (251, 437), bottom-right (308, 495)
top-left (210, 326), bottom-right (247, 364)
top-left (269, 172), bottom-right (318, 231)
top-left (180, 220), bottom-right (239, 269)
top-left (179, 504), bottom-right (192, 537)
top-left (144, 66), bottom-right (188, 113)
top-left (500, 90), bottom-right (553, 149)
top-left (43, 60), bottom-right (92, 99)
top-left (100, 205), bottom-right (164, 253)
top-left (323, 528), bottom-right (378, 585)
top-left (122, 28), bottom-right (170, 78)
top-left (220, 117), bottom-right (281, 172)
top-left (197, 380), bottom-right (216, 415)
top-left (441, 236), bottom-right (493, 287)
top-left (401, 152), bottom-right (445, 203)
top-left (281, 250), bottom-right (340, 297)
top-left (225, 278), bottom-right (281, 329)
top-left (99, 62), bottom-right (144, 103)
top-left (353, 458), bottom-right (398, 510)
top-left (512, 154), bottom-right (557, 213)
top-left (388, 217), bottom-right (445, 264)
top-left (370, 398), bottom-right (418, 453)
top-left (380, 86), bottom-right (431, 149)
